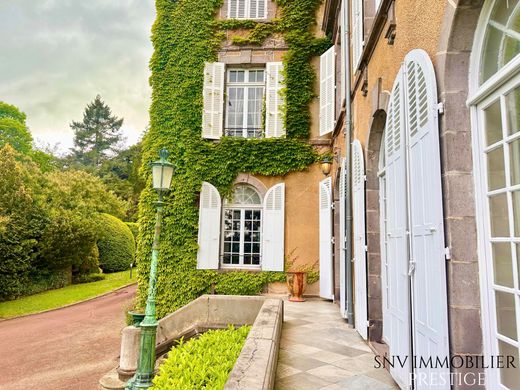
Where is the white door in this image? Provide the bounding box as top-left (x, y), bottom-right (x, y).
top-left (352, 140), bottom-right (368, 340)
top-left (382, 50), bottom-right (450, 390)
top-left (405, 49), bottom-right (450, 389)
top-left (339, 158), bottom-right (348, 317)
top-left (384, 66), bottom-right (412, 389)
top-left (319, 177), bottom-right (334, 299)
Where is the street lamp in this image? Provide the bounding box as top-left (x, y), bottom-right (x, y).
top-left (126, 149), bottom-right (174, 390)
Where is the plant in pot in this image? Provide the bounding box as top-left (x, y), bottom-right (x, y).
top-left (285, 249), bottom-right (319, 302)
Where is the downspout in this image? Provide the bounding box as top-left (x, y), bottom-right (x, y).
top-left (342, 0), bottom-right (354, 326)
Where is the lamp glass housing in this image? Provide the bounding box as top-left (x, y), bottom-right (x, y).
top-left (321, 161), bottom-right (332, 176)
top-left (151, 149), bottom-right (174, 192)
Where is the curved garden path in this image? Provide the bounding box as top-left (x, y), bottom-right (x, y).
top-left (0, 284), bottom-right (136, 390)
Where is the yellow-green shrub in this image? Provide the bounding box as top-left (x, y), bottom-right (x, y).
top-left (97, 214), bottom-right (135, 273)
top-left (151, 325), bottom-right (250, 390)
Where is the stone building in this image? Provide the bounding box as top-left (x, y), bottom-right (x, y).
top-left (317, 0), bottom-right (520, 388)
top-left (145, 0), bottom-right (519, 388)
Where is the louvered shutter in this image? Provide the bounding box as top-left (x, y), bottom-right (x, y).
top-left (265, 62), bottom-right (285, 138)
top-left (197, 182), bottom-right (221, 269)
top-left (352, 0), bottom-right (364, 69)
top-left (228, 0), bottom-right (246, 18)
top-left (320, 46), bottom-right (335, 136)
top-left (404, 49), bottom-right (449, 390)
top-left (340, 0), bottom-right (346, 103)
top-left (384, 67), bottom-right (411, 390)
top-left (339, 157), bottom-right (347, 318)
top-left (249, 0), bottom-right (266, 18)
top-left (262, 183), bottom-right (285, 271)
top-left (352, 139), bottom-right (368, 340)
top-left (202, 62), bottom-right (225, 139)
top-left (319, 177), bottom-right (334, 299)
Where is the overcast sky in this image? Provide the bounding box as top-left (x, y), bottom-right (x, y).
top-left (0, 0), bottom-right (156, 154)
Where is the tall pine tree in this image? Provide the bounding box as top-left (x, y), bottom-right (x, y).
top-left (71, 95), bottom-right (124, 167)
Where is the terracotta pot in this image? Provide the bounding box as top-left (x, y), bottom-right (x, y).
top-left (286, 271), bottom-right (306, 302)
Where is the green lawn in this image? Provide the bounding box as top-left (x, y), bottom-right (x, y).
top-left (0, 270), bottom-right (137, 319)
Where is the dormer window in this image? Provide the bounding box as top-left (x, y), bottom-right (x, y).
top-left (228, 0), bottom-right (267, 19)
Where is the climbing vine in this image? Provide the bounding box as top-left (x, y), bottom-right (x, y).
top-left (137, 0), bottom-right (330, 317)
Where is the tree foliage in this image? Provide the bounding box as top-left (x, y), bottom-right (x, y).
top-left (0, 145), bottom-right (127, 301)
top-left (0, 102), bottom-right (33, 154)
top-left (71, 95), bottom-right (124, 167)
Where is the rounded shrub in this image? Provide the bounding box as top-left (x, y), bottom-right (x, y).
top-left (125, 222), bottom-right (139, 243)
top-left (97, 213), bottom-right (135, 273)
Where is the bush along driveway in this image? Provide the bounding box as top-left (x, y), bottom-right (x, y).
top-left (0, 283), bottom-right (136, 390)
top-left (0, 270), bottom-right (136, 319)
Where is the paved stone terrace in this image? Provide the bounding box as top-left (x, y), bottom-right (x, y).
top-left (275, 298), bottom-right (398, 390)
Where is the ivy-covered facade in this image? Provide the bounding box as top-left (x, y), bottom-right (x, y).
top-left (137, 0), bottom-right (332, 317)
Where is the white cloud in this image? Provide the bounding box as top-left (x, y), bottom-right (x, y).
top-left (0, 0), bottom-right (156, 152)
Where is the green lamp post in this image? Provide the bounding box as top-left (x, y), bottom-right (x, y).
top-left (126, 149), bottom-right (174, 390)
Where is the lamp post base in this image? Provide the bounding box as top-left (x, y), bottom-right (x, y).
top-left (125, 322), bottom-right (158, 390)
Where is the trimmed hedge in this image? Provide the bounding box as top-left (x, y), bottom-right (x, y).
top-left (151, 325), bottom-right (250, 390)
top-left (97, 213), bottom-right (135, 273)
top-left (125, 222), bottom-right (139, 243)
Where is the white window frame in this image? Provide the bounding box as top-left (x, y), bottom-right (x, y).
top-left (225, 68), bottom-right (265, 138)
top-left (469, 1), bottom-right (520, 388)
top-left (220, 185), bottom-right (263, 269)
top-left (227, 0), bottom-right (267, 20)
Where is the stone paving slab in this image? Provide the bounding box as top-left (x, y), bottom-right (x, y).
top-left (275, 298), bottom-right (398, 390)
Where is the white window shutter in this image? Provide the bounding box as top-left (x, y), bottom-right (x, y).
top-left (262, 183), bottom-right (285, 271)
top-left (265, 62), bottom-right (285, 138)
top-left (202, 62), bottom-right (225, 139)
top-left (404, 49), bottom-right (450, 389)
top-left (352, 0), bottom-right (364, 69)
top-left (352, 139), bottom-right (368, 340)
top-left (319, 46), bottom-right (335, 136)
top-left (197, 182), bottom-right (221, 269)
top-left (339, 157), bottom-right (347, 318)
top-left (257, 0), bottom-right (266, 18)
top-left (340, 0), bottom-right (346, 103)
top-left (319, 177), bottom-right (334, 299)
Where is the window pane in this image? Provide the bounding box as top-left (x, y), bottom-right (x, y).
top-left (482, 26), bottom-right (505, 83)
top-left (227, 87), bottom-right (245, 131)
top-left (507, 88), bottom-right (520, 136)
top-left (511, 138), bottom-right (520, 186)
top-left (493, 243), bottom-right (514, 287)
top-left (247, 87), bottom-right (263, 137)
top-left (513, 191), bottom-right (520, 237)
top-left (484, 100), bottom-right (503, 146)
top-left (487, 146), bottom-right (506, 190)
top-left (498, 340), bottom-right (520, 389)
top-left (517, 244), bottom-right (520, 286)
top-left (481, 0), bottom-right (520, 83)
top-left (496, 291), bottom-right (518, 340)
top-left (490, 193), bottom-right (510, 237)
top-left (230, 185), bottom-right (261, 205)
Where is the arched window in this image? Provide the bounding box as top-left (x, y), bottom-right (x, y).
top-left (470, 1), bottom-right (520, 388)
top-left (222, 184), bottom-right (262, 267)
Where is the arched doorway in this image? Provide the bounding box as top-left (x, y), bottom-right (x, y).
top-left (469, 0), bottom-right (520, 388)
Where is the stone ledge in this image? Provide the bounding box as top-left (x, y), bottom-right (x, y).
top-left (224, 298), bottom-right (283, 390)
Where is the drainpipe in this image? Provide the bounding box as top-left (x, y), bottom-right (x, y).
top-left (342, 0), bottom-right (355, 327)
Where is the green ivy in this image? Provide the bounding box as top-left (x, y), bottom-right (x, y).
top-left (137, 0), bottom-right (329, 318)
